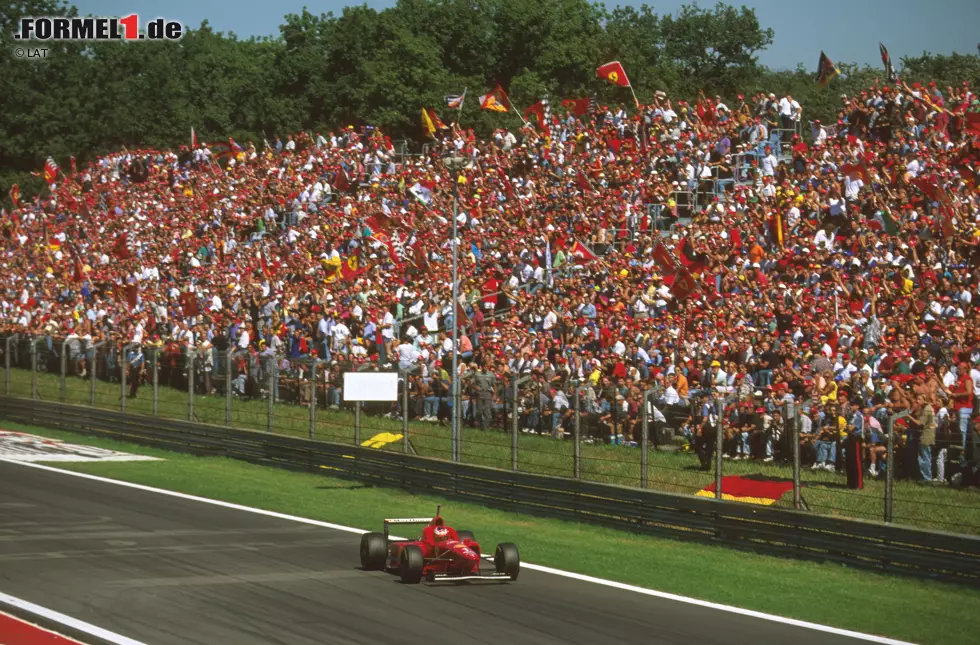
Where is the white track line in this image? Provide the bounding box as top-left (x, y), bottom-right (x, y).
top-left (0, 593), bottom-right (148, 645)
top-left (0, 458), bottom-right (917, 645)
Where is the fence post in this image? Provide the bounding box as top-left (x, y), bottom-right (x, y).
top-left (225, 350), bottom-right (233, 426)
top-left (90, 341), bottom-right (104, 407)
top-left (121, 342), bottom-right (138, 412)
top-left (574, 382), bottom-right (581, 480)
top-left (119, 344), bottom-right (126, 411)
top-left (883, 411), bottom-right (909, 523)
top-left (512, 378), bottom-right (519, 470)
top-left (310, 360), bottom-right (318, 441)
top-left (715, 397), bottom-right (726, 500)
top-left (151, 348), bottom-right (159, 416)
top-left (354, 401), bottom-right (361, 445)
top-left (401, 368), bottom-right (408, 453)
top-left (513, 375), bottom-right (532, 471)
top-left (4, 334), bottom-right (17, 396)
top-left (60, 338), bottom-right (69, 403)
top-left (267, 363), bottom-right (274, 432)
top-left (885, 414), bottom-right (894, 523)
top-left (29, 338), bottom-right (39, 400)
top-left (187, 348), bottom-right (195, 422)
top-left (791, 402), bottom-right (801, 510)
top-left (641, 389), bottom-right (655, 489)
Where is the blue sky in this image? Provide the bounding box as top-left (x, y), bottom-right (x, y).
top-left (76, 0), bottom-right (977, 70)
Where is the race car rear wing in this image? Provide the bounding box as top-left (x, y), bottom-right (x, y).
top-left (383, 506), bottom-right (440, 540)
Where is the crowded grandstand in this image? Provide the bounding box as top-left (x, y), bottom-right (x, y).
top-left (2, 76), bottom-right (980, 490)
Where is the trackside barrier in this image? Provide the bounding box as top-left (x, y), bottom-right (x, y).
top-left (1, 395), bottom-right (979, 588)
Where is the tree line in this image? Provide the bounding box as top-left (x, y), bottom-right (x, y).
top-left (2, 0), bottom-right (978, 197)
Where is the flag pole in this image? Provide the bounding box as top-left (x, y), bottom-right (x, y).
top-left (628, 83), bottom-right (640, 110)
top-left (454, 87), bottom-right (466, 128)
top-left (511, 100), bottom-right (529, 128)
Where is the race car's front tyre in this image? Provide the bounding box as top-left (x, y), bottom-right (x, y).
top-left (399, 545), bottom-right (425, 584)
top-left (494, 543), bottom-right (520, 581)
top-left (457, 530), bottom-right (475, 544)
top-left (360, 532), bottom-right (387, 571)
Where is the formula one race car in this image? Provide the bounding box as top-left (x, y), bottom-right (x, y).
top-left (359, 506), bottom-right (520, 584)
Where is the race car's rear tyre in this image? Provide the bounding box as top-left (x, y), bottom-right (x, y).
top-left (399, 545), bottom-right (425, 584)
top-left (457, 530), bottom-right (475, 543)
top-left (494, 543), bottom-right (520, 581)
top-left (360, 532), bottom-right (387, 571)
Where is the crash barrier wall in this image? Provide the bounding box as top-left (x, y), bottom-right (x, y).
top-left (4, 330), bottom-right (980, 537)
top-left (1, 396), bottom-right (979, 588)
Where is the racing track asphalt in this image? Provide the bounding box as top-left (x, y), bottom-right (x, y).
top-left (0, 460), bottom-right (887, 645)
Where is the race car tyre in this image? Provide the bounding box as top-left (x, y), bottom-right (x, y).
top-left (360, 532), bottom-right (387, 571)
top-left (456, 530), bottom-right (475, 544)
top-left (399, 545), bottom-right (425, 584)
top-left (494, 542), bottom-right (520, 581)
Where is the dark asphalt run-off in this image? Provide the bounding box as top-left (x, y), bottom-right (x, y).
top-left (0, 460), bottom-right (886, 644)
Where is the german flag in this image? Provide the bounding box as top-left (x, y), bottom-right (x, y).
top-left (696, 475), bottom-right (794, 506)
top-left (815, 51), bottom-right (840, 88)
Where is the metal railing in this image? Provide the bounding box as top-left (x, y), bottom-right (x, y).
top-left (4, 395), bottom-right (979, 588)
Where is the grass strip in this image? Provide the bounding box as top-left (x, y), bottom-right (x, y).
top-left (3, 420), bottom-right (977, 645)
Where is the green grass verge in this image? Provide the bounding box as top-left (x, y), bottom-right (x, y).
top-left (3, 419), bottom-right (976, 645)
top-left (8, 366), bottom-right (980, 534)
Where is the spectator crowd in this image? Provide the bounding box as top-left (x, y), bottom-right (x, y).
top-left (2, 78), bottom-right (980, 490)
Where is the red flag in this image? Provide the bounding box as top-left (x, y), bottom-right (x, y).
top-left (937, 202), bottom-right (955, 238)
top-left (479, 85), bottom-right (511, 112)
top-left (191, 126), bottom-right (198, 149)
top-left (596, 61), bottom-right (631, 87)
top-left (371, 233), bottom-right (401, 265)
top-left (125, 284), bottom-right (138, 309)
top-left (44, 157), bottom-right (59, 185)
top-left (333, 167), bottom-right (350, 192)
top-left (576, 170), bottom-right (593, 193)
top-left (8, 184), bottom-right (19, 206)
top-left (675, 236), bottom-right (705, 273)
top-left (965, 113), bottom-right (980, 137)
top-left (413, 243), bottom-right (430, 274)
top-left (841, 162), bottom-right (870, 184)
top-left (670, 268), bottom-right (697, 301)
top-left (338, 256), bottom-right (365, 282)
top-left (651, 239), bottom-right (676, 272)
top-left (569, 240), bottom-right (598, 263)
top-left (561, 97), bottom-right (592, 116)
top-left (365, 213), bottom-right (392, 233)
top-left (426, 108), bottom-right (448, 130)
top-left (911, 177), bottom-right (939, 201)
top-left (179, 292), bottom-right (199, 317)
top-left (112, 233), bottom-right (131, 259)
top-left (524, 100), bottom-right (547, 129)
top-left (65, 240), bottom-right (84, 283)
top-left (70, 156), bottom-right (77, 177)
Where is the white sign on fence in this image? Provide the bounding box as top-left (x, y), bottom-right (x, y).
top-left (343, 372), bottom-right (398, 402)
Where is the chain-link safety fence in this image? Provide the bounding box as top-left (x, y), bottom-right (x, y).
top-left (3, 332), bottom-right (979, 536)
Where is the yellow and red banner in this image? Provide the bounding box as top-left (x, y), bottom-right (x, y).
top-left (696, 476), bottom-right (794, 506)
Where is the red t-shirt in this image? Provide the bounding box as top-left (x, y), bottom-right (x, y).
top-left (954, 374), bottom-right (973, 411)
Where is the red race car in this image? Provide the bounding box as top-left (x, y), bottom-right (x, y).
top-left (359, 506), bottom-right (520, 584)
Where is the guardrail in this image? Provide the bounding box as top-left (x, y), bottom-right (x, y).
top-left (2, 396), bottom-right (979, 587)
